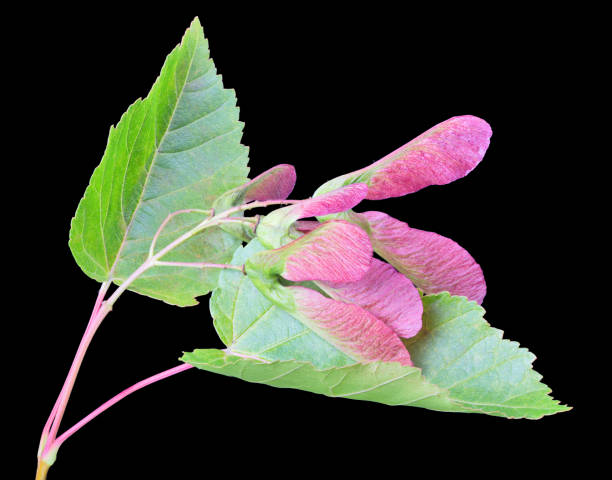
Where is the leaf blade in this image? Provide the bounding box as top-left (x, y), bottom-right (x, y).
top-left (181, 349), bottom-right (453, 409)
top-left (404, 293), bottom-right (570, 419)
top-left (69, 18), bottom-right (249, 305)
top-left (211, 240), bottom-right (357, 369)
top-left (207, 247), bottom-right (568, 418)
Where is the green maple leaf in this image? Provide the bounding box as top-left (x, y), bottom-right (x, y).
top-left (69, 18), bottom-right (249, 306)
top-left (183, 240), bottom-right (569, 419)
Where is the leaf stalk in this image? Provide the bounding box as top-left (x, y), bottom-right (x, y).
top-left (52, 364), bottom-right (194, 452)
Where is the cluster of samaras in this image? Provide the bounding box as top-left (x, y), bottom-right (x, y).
top-left (221, 115), bottom-right (490, 365)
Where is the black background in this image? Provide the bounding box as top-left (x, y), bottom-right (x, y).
top-left (18, 5), bottom-right (595, 479)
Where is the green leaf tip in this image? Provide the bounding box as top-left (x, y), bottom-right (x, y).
top-left (406, 293), bottom-right (570, 419)
top-left (69, 17), bottom-right (249, 306)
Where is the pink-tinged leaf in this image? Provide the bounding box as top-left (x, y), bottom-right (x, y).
top-left (248, 220), bottom-right (372, 284)
top-left (290, 286), bottom-right (413, 365)
top-left (358, 211), bottom-right (486, 303)
top-left (257, 184), bottom-right (367, 248)
top-left (314, 115), bottom-right (492, 200)
top-left (214, 164), bottom-right (297, 212)
top-left (318, 258), bottom-right (423, 339)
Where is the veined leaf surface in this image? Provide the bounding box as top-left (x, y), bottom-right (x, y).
top-left (210, 240), bottom-right (357, 369)
top-left (194, 246), bottom-right (568, 418)
top-left (69, 18), bottom-right (249, 305)
top-left (404, 293), bottom-right (570, 418)
top-left (182, 349), bottom-right (454, 410)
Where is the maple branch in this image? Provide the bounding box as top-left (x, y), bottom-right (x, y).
top-left (37, 198), bottom-right (302, 472)
top-left (39, 281), bottom-right (111, 461)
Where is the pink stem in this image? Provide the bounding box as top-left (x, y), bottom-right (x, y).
top-left (40, 284), bottom-right (109, 447)
top-left (42, 283), bottom-right (111, 457)
top-left (149, 209), bottom-right (211, 258)
top-left (38, 200), bottom-right (299, 460)
top-left (51, 364), bottom-right (194, 452)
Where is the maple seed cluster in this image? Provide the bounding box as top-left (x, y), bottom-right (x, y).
top-left (224, 115), bottom-right (490, 366)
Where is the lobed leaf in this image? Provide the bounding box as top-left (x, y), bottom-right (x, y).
top-left (197, 250), bottom-right (569, 418)
top-left (403, 293), bottom-right (570, 418)
top-left (182, 348), bottom-right (453, 409)
top-left (69, 18), bottom-right (249, 305)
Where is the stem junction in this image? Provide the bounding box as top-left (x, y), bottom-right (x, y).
top-left (37, 198), bottom-right (296, 477)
